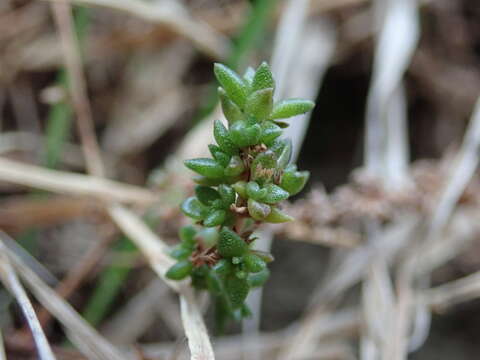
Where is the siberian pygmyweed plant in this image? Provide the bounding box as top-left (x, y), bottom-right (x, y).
top-left (166, 62), bottom-right (315, 328)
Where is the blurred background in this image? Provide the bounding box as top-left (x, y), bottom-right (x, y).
top-left (1, 0), bottom-right (480, 359)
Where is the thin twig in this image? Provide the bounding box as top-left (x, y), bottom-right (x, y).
top-left (0, 243), bottom-right (56, 360)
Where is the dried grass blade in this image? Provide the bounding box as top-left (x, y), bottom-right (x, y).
top-left (364, 0), bottom-right (419, 179)
top-left (422, 270), bottom-right (480, 311)
top-left (0, 242), bottom-right (56, 360)
top-left (362, 258), bottom-right (395, 360)
top-left (0, 328), bottom-right (5, 360)
top-left (0, 157), bottom-right (155, 205)
top-left (397, 96), bottom-right (480, 356)
top-left (428, 96), bottom-right (480, 237)
top-left (0, 234), bottom-right (127, 360)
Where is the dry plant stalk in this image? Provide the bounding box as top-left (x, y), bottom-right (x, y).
top-left (0, 242), bottom-right (56, 360)
top-left (0, 157), bottom-right (155, 205)
top-left (0, 233), bottom-right (127, 360)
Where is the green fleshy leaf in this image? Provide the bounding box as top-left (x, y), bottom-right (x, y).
top-left (235, 270), bottom-right (247, 279)
top-left (195, 227), bottom-right (219, 248)
top-left (224, 155), bottom-right (245, 177)
top-left (247, 268), bottom-right (270, 288)
top-left (203, 209), bottom-right (227, 227)
top-left (214, 120), bottom-right (238, 155)
top-left (246, 181), bottom-right (266, 201)
top-left (179, 225), bottom-right (197, 248)
top-left (250, 150), bottom-right (277, 183)
top-left (223, 210), bottom-right (236, 227)
top-left (261, 184), bottom-right (289, 204)
top-left (165, 260), bottom-right (193, 280)
top-left (229, 121), bottom-right (261, 148)
top-left (208, 144), bottom-right (222, 157)
top-left (213, 259), bottom-right (232, 276)
top-left (243, 253), bottom-right (266, 273)
top-left (251, 250), bottom-right (274, 263)
top-left (226, 276), bottom-right (250, 308)
top-left (206, 270), bottom-right (224, 295)
top-left (280, 170), bottom-right (310, 195)
top-left (193, 175), bottom-right (223, 186)
top-left (244, 88), bottom-right (273, 122)
top-left (218, 184), bottom-right (236, 206)
top-left (218, 227), bottom-right (248, 257)
top-left (214, 63), bottom-right (248, 108)
top-left (210, 199), bottom-right (224, 210)
top-left (269, 138), bottom-right (287, 154)
top-left (241, 303), bottom-right (252, 318)
top-left (276, 139), bottom-right (292, 169)
top-left (260, 121), bottom-right (282, 145)
top-left (264, 206), bottom-right (294, 223)
top-left (195, 185), bottom-right (221, 206)
top-left (251, 62), bottom-right (275, 92)
top-left (181, 197), bottom-right (207, 220)
top-left (218, 87), bottom-right (244, 125)
top-left (232, 181), bottom-right (248, 198)
top-left (184, 158), bottom-right (225, 179)
top-left (270, 99), bottom-right (315, 120)
top-left (247, 198), bottom-right (271, 220)
top-left (208, 144), bottom-right (231, 167)
top-left (191, 265), bottom-right (209, 289)
top-left (170, 245), bottom-right (192, 260)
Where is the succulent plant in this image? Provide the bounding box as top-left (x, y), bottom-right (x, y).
top-left (166, 62), bottom-right (314, 330)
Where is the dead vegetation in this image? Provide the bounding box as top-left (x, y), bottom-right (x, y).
top-left (1, 0), bottom-right (480, 359)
